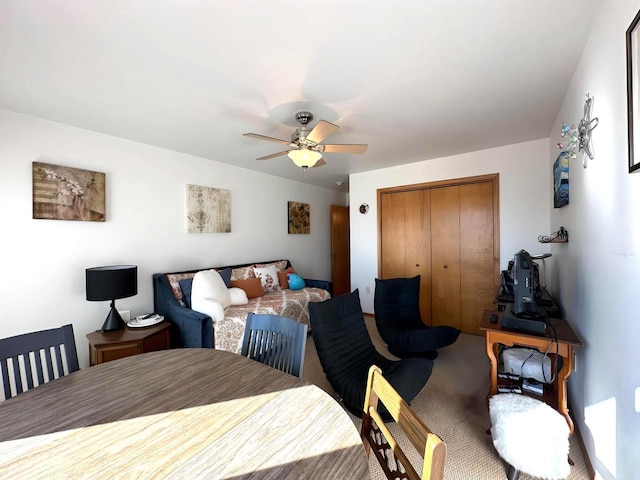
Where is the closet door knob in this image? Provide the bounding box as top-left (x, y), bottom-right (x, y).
top-left (443, 265), bottom-right (448, 269)
top-left (415, 264), bottom-right (420, 267)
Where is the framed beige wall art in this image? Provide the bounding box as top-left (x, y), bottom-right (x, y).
top-left (186, 185), bottom-right (231, 233)
top-left (32, 162), bottom-right (105, 222)
top-left (288, 201), bottom-right (310, 234)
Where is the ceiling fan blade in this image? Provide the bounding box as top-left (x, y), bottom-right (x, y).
top-left (312, 158), bottom-right (327, 168)
top-left (306, 120), bottom-right (339, 144)
top-left (244, 133), bottom-right (291, 145)
top-left (321, 144), bottom-right (368, 154)
top-left (256, 150), bottom-right (289, 161)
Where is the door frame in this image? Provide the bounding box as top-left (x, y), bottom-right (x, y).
top-left (377, 173), bottom-right (500, 292)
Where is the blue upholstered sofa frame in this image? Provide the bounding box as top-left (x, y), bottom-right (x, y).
top-left (153, 260), bottom-right (332, 348)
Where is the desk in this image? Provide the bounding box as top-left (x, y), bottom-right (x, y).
top-left (479, 310), bottom-right (581, 435)
top-left (0, 349), bottom-right (369, 479)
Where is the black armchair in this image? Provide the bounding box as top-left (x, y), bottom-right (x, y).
top-left (309, 289), bottom-right (433, 418)
top-left (374, 276), bottom-right (460, 359)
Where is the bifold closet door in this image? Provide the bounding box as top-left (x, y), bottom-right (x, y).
top-left (459, 182), bottom-right (495, 335)
top-left (379, 190), bottom-right (431, 325)
top-left (379, 174), bottom-right (498, 335)
top-left (430, 186), bottom-right (461, 329)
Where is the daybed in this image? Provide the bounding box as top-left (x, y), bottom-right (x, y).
top-left (153, 260), bottom-right (331, 353)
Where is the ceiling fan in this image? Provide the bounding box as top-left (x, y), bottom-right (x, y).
top-left (243, 111), bottom-right (368, 168)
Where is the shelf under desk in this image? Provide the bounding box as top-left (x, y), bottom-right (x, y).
top-left (479, 309), bottom-right (581, 435)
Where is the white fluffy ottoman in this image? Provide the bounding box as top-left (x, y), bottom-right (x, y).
top-left (489, 393), bottom-right (570, 480)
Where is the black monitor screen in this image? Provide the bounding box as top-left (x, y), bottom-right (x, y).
top-left (512, 249), bottom-right (539, 316)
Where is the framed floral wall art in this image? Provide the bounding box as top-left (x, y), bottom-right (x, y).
top-left (32, 162), bottom-right (105, 221)
top-left (288, 201), bottom-right (310, 234)
top-left (186, 185), bottom-right (231, 233)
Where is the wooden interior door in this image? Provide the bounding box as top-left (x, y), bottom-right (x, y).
top-left (460, 182), bottom-right (496, 335)
top-left (430, 186), bottom-right (461, 329)
top-left (330, 205), bottom-right (351, 296)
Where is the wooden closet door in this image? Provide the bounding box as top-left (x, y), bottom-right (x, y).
top-left (403, 190), bottom-right (431, 324)
top-left (380, 190), bottom-right (431, 324)
top-left (430, 186), bottom-right (461, 329)
top-left (380, 192), bottom-right (407, 279)
top-left (379, 174), bottom-right (499, 335)
top-left (460, 182), bottom-right (495, 334)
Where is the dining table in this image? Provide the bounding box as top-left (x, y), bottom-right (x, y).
top-left (0, 348), bottom-right (369, 479)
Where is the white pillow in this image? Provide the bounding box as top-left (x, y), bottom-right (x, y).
top-left (253, 265), bottom-right (281, 292)
top-left (229, 287), bottom-right (249, 306)
top-left (192, 269), bottom-right (231, 309)
top-left (190, 298), bottom-right (225, 325)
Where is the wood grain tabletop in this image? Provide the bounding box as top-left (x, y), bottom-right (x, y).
top-left (0, 349), bottom-right (369, 479)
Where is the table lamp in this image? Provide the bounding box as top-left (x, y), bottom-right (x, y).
top-left (86, 265), bottom-right (138, 331)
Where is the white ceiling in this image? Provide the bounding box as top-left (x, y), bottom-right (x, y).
top-left (0, 0), bottom-right (601, 191)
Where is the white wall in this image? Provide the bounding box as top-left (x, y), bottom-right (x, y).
top-left (349, 138), bottom-right (551, 314)
top-left (0, 110), bottom-right (345, 368)
top-left (548, 2), bottom-right (640, 479)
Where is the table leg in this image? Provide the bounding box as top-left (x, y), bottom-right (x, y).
top-left (557, 346), bottom-right (575, 436)
top-left (485, 337), bottom-right (498, 407)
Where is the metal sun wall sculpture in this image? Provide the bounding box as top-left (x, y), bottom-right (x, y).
top-left (557, 93), bottom-right (599, 168)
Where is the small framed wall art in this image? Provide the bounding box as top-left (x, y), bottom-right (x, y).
top-left (627, 9), bottom-right (640, 173)
top-left (32, 162), bottom-right (105, 221)
top-left (186, 184), bottom-right (231, 233)
top-left (553, 152), bottom-right (569, 208)
top-left (288, 201), bottom-right (310, 234)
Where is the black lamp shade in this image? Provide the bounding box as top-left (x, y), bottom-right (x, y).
top-left (86, 265), bottom-right (138, 331)
top-left (86, 265), bottom-right (138, 301)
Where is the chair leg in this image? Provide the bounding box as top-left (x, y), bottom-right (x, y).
top-left (507, 464), bottom-right (520, 480)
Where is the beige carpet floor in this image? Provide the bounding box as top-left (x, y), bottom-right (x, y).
top-left (302, 316), bottom-right (591, 480)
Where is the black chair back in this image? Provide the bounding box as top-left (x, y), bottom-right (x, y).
top-left (310, 290), bottom-right (433, 417)
top-left (0, 324), bottom-right (79, 401)
top-left (241, 313), bottom-right (307, 378)
top-left (374, 277), bottom-right (460, 358)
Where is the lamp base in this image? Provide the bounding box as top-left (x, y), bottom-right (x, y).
top-left (102, 303), bottom-right (126, 331)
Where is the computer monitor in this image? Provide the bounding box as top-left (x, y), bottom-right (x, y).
top-left (512, 249), bottom-right (539, 315)
top-left (501, 249), bottom-right (547, 334)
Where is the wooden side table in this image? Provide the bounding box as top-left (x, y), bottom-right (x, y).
top-left (479, 310), bottom-right (581, 435)
top-left (86, 321), bottom-right (172, 366)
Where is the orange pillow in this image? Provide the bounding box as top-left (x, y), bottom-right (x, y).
top-left (278, 267), bottom-right (295, 289)
top-left (230, 278), bottom-right (265, 299)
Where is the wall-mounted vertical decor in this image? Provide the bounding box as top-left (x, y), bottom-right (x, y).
top-left (627, 9), bottom-right (640, 173)
top-left (553, 152), bottom-right (570, 208)
top-left (32, 162), bottom-right (105, 221)
top-left (186, 185), bottom-right (231, 233)
top-left (288, 201), bottom-right (310, 234)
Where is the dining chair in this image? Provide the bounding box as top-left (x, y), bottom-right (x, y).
top-left (361, 365), bottom-right (446, 480)
top-left (0, 324), bottom-right (79, 401)
top-left (241, 313), bottom-right (307, 377)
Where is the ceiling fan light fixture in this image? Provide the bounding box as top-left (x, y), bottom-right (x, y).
top-left (288, 148), bottom-right (322, 168)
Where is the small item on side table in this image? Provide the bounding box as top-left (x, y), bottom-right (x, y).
top-left (128, 313), bottom-right (164, 328)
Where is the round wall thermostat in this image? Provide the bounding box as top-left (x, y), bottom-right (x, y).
top-left (359, 203), bottom-right (369, 214)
